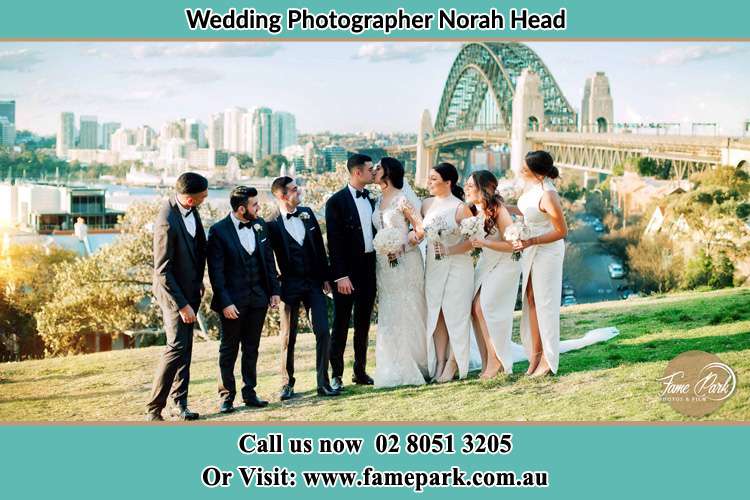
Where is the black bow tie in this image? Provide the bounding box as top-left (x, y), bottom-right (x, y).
top-left (184, 207), bottom-right (196, 218)
top-left (356, 190), bottom-right (367, 199)
top-left (238, 221), bottom-right (253, 230)
top-left (286, 211), bottom-right (300, 220)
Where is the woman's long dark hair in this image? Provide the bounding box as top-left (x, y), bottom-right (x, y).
top-left (378, 156), bottom-right (404, 189)
top-left (432, 162), bottom-right (464, 200)
top-left (470, 170), bottom-right (504, 236)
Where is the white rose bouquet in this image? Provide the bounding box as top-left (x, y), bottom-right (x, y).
top-left (424, 215), bottom-right (449, 260)
top-left (373, 227), bottom-right (404, 268)
top-left (460, 215), bottom-right (484, 258)
top-left (504, 221), bottom-right (531, 261)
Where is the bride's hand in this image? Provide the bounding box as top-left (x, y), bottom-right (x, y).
top-left (513, 239), bottom-right (533, 251)
top-left (470, 239), bottom-right (485, 249)
top-left (407, 230), bottom-right (422, 246)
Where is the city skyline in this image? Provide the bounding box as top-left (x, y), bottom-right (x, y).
top-left (1, 41), bottom-right (749, 136)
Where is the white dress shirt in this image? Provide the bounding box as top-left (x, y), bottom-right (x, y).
top-left (230, 212), bottom-right (256, 255)
top-left (175, 197), bottom-right (196, 238)
top-left (279, 205), bottom-right (306, 246)
top-left (348, 184), bottom-right (374, 253)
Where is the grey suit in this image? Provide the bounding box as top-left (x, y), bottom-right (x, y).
top-left (146, 197), bottom-right (207, 414)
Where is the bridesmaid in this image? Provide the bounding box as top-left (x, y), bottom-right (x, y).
top-left (465, 170), bottom-right (521, 379)
top-left (514, 151), bottom-right (568, 377)
top-left (421, 163), bottom-right (474, 383)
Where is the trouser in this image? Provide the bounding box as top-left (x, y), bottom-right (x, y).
top-left (329, 252), bottom-right (376, 379)
top-left (280, 285), bottom-right (331, 389)
top-left (217, 305), bottom-right (268, 403)
top-left (146, 303), bottom-right (198, 413)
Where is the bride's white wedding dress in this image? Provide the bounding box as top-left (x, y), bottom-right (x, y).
top-left (373, 191), bottom-right (429, 388)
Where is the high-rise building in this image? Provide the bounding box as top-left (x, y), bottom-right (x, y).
top-left (0, 100), bottom-right (15, 126)
top-left (322, 145), bottom-right (348, 171)
top-left (208, 112), bottom-right (224, 150)
top-left (271, 111), bottom-right (297, 154)
top-left (78, 115), bottom-right (98, 149)
top-left (136, 125), bottom-right (156, 149)
top-left (100, 122), bottom-right (121, 149)
top-left (56, 112), bottom-right (75, 158)
top-left (223, 107), bottom-right (247, 153)
top-left (0, 117), bottom-right (15, 147)
top-left (160, 120), bottom-right (185, 140)
top-left (252, 107), bottom-right (272, 162)
top-left (186, 119), bottom-right (207, 148)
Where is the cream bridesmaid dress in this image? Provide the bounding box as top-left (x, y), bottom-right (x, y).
top-left (472, 211), bottom-right (522, 374)
top-left (517, 179), bottom-right (565, 374)
top-left (423, 196), bottom-right (474, 379)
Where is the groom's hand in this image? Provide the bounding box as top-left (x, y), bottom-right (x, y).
top-left (179, 304), bottom-right (197, 324)
top-left (270, 295), bottom-right (281, 309)
top-left (322, 281), bottom-right (332, 295)
top-left (337, 277), bottom-right (354, 295)
top-left (222, 304), bottom-right (240, 320)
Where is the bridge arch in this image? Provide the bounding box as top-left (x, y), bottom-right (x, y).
top-left (433, 42), bottom-right (577, 135)
top-left (597, 117), bottom-right (608, 133)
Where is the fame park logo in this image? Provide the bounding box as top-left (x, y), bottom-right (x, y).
top-left (658, 350), bottom-right (737, 417)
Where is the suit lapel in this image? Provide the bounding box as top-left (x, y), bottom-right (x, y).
top-left (225, 215), bottom-right (248, 263)
top-left (275, 213), bottom-right (291, 259)
top-left (171, 200), bottom-right (197, 264)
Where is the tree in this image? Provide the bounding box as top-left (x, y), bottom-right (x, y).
top-left (558, 182), bottom-right (584, 204)
top-left (626, 234), bottom-right (683, 294)
top-left (256, 154), bottom-right (288, 177)
top-left (682, 249), bottom-right (713, 289)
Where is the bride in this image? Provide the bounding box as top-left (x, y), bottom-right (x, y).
top-left (371, 157), bottom-right (429, 387)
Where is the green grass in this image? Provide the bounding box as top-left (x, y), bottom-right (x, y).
top-left (1, 287), bottom-right (749, 422)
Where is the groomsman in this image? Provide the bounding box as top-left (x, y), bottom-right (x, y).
top-left (146, 172), bottom-right (208, 421)
top-left (267, 176), bottom-right (340, 400)
top-left (207, 186), bottom-right (281, 414)
top-left (325, 154), bottom-right (377, 390)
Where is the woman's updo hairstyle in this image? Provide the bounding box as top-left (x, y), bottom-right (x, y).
top-left (378, 156), bottom-right (404, 189)
top-left (432, 162), bottom-right (464, 200)
top-left (525, 150), bottom-right (559, 179)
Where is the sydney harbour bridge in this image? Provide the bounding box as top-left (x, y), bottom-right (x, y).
top-left (385, 42), bottom-right (750, 187)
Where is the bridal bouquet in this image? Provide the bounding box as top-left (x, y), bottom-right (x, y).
top-left (424, 216), bottom-right (449, 260)
top-left (460, 215), bottom-right (484, 258)
top-left (504, 221), bottom-right (531, 261)
top-left (373, 227), bottom-right (404, 268)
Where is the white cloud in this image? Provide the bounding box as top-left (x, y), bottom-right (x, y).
top-left (81, 47), bottom-right (113, 59)
top-left (130, 42), bottom-right (281, 59)
top-left (119, 67), bottom-right (223, 84)
top-left (643, 45), bottom-right (745, 65)
top-left (353, 43), bottom-right (460, 63)
top-left (0, 49), bottom-right (43, 72)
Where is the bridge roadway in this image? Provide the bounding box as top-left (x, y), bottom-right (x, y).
top-left (385, 131), bottom-right (750, 176)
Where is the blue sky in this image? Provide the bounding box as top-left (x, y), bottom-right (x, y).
top-left (1, 42), bottom-right (748, 136)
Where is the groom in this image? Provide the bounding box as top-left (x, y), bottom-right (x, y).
top-left (325, 154), bottom-right (377, 390)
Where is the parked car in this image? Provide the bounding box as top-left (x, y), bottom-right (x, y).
top-left (562, 295), bottom-right (578, 306)
top-left (593, 223), bottom-right (605, 233)
top-left (622, 290), bottom-right (641, 300)
top-left (608, 263), bottom-right (625, 279)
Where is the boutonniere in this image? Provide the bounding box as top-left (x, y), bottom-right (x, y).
top-left (299, 212), bottom-right (310, 220)
top-left (368, 192), bottom-right (377, 201)
top-left (253, 223), bottom-right (262, 232)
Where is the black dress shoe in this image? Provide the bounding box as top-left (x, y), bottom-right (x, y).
top-left (330, 376), bottom-right (343, 391)
top-left (280, 385), bottom-right (294, 401)
top-left (317, 384), bottom-right (341, 397)
top-left (244, 395), bottom-right (269, 408)
top-left (352, 374), bottom-right (374, 385)
top-left (219, 401), bottom-right (235, 414)
top-left (145, 412), bottom-right (164, 421)
top-left (171, 406), bottom-right (199, 421)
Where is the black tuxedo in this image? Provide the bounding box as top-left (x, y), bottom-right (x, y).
top-left (147, 197), bottom-right (207, 415)
top-left (207, 214), bottom-right (280, 403)
top-left (267, 206), bottom-right (332, 389)
top-left (324, 186), bottom-right (377, 380)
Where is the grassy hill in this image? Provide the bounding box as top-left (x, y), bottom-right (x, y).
top-left (1, 287), bottom-right (748, 422)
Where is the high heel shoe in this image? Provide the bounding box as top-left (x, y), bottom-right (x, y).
top-left (526, 351), bottom-right (542, 375)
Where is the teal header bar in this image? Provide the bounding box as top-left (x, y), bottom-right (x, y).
top-left (1, 424), bottom-right (747, 498)
top-left (2, 1), bottom-right (749, 40)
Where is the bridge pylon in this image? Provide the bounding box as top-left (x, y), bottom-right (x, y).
top-left (415, 109), bottom-right (435, 188)
top-left (511, 69), bottom-right (544, 176)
